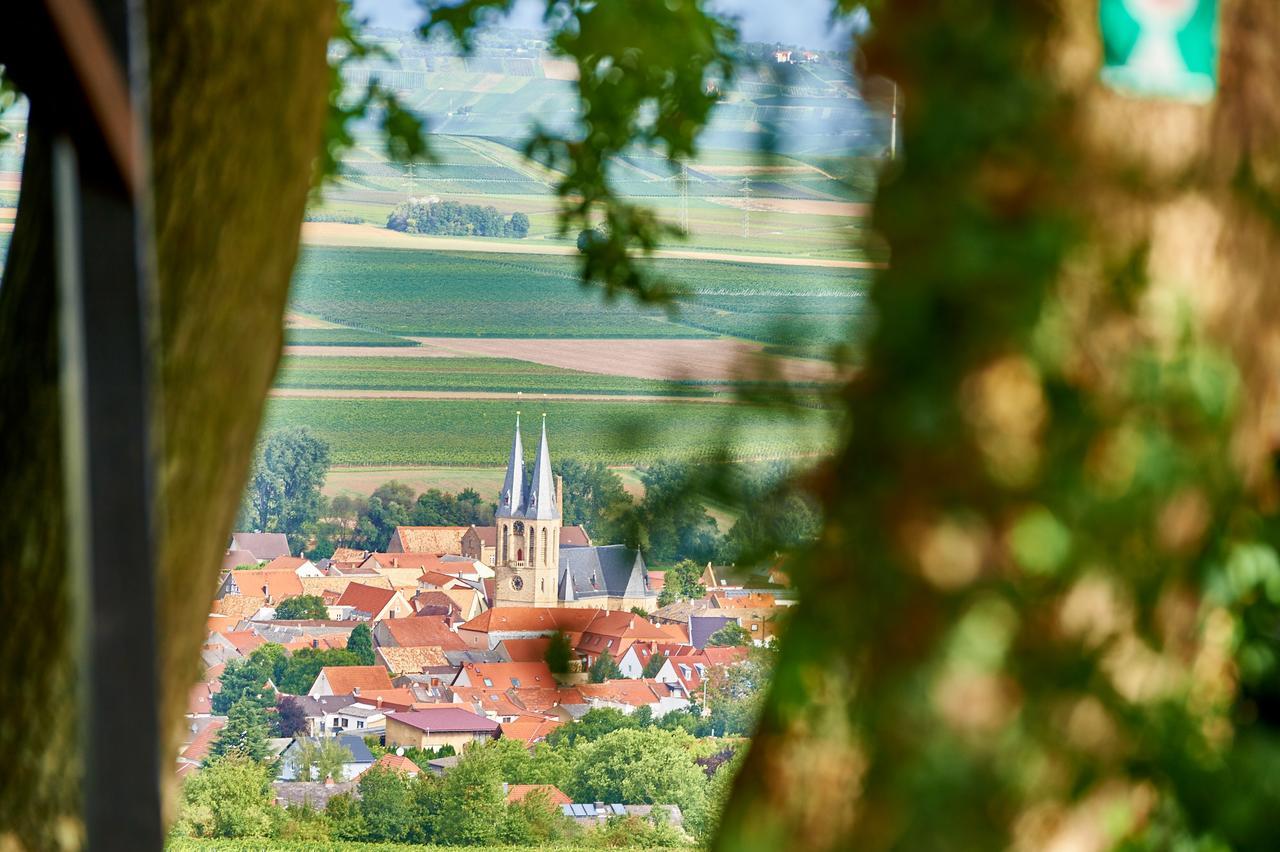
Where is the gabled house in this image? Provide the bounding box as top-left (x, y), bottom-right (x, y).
top-left (373, 615), bottom-right (467, 651)
top-left (215, 569), bottom-right (304, 604)
top-left (385, 707), bottom-right (501, 751)
top-left (577, 678), bottom-right (690, 718)
top-left (386, 526), bottom-right (470, 555)
top-left (453, 661), bottom-right (556, 691)
top-left (334, 582), bottom-right (411, 622)
top-left (279, 733), bottom-right (375, 781)
top-left (307, 665), bottom-right (394, 699)
top-left (229, 532), bottom-right (292, 562)
top-left (262, 555), bottom-right (324, 578)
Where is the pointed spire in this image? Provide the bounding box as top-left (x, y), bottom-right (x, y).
top-left (525, 413), bottom-right (560, 520)
top-left (497, 412), bottom-right (524, 518)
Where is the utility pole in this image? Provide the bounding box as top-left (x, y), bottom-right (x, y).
top-left (402, 160), bottom-right (417, 196)
top-left (740, 176), bottom-right (751, 239)
top-left (678, 160), bottom-right (689, 234)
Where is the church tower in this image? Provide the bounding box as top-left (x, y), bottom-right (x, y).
top-left (494, 413), bottom-right (562, 607)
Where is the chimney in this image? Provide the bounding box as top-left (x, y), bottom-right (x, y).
top-left (555, 474), bottom-right (563, 516)
top-left (376, 697), bottom-right (383, 708)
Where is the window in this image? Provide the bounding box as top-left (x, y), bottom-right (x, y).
top-left (483, 678), bottom-right (493, 687)
top-left (541, 528), bottom-right (548, 565)
top-left (751, 624), bottom-right (759, 631)
top-left (357, 720), bottom-right (364, 729)
top-left (512, 678), bottom-right (521, 687)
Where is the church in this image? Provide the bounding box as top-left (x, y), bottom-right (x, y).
top-left (491, 413), bottom-right (656, 612)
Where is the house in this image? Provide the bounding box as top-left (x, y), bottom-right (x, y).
top-left (262, 555), bottom-right (324, 578)
top-left (574, 611), bottom-right (672, 668)
top-left (307, 665), bottom-right (394, 699)
top-left (386, 526), bottom-right (471, 555)
top-left (291, 695), bottom-right (357, 736)
top-left (462, 524), bottom-right (592, 567)
top-left (215, 569), bottom-right (304, 603)
top-left (373, 615), bottom-right (467, 651)
top-left (690, 614), bottom-right (738, 649)
top-left (334, 582), bottom-right (411, 622)
top-left (375, 645), bottom-right (450, 677)
top-left (557, 545), bottom-right (655, 611)
top-left (371, 752), bottom-right (421, 777)
top-left (499, 718), bottom-right (564, 744)
top-left (221, 548), bottom-right (259, 572)
top-left (457, 606), bottom-right (600, 651)
top-left (453, 661), bottom-right (556, 691)
top-left (498, 637), bottom-right (551, 663)
top-left (384, 707), bottom-right (501, 751)
top-left (577, 678), bottom-right (691, 718)
top-left (654, 647), bottom-right (750, 697)
top-left (325, 701), bottom-right (385, 734)
top-left (229, 532), bottom-right (291, 562)
top-left (505, 783), bottom-right (571, 805)
top-left (272, 780), bottom-right (357, 810)
top-left (278, 733), bottom-right (375, 781)
top-left (618, 641), bottom-right (693, 679)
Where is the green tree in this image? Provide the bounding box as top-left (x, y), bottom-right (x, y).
top-left (207, 698), bottom-right (272, 764)
top-left (657, 558), bottom-right (707, 607)
top-left (175, 753), bottom-right (277, 839)
top-left (558, 458), bottom-right (633, 544)
top-left (642, 652), bottom-right (668, 678)
top-left (501, 787), bottom-right (581, 845)
top-left (324, 792), bottom-right (367, 842)
top-left (570, 728), bottom-right (707, 816)
top-left (435, 745), bottom-right (506, 845)
top-left (589, 650), bottom-right (624, 683)
top-left (630, 462), bottom-right (721, 563)
top-left (212, 656), bottom-right (276, 715)
top-left (274, 594), bottom-right (328, 621)
top-left (507, 211), bottom-right (531, 239)
top-left (288, 737), bottom-right (352, 782)
top-left (544, 629), bottom-right (573, 675)
top-left (357, 765), bottom-right (416, 842)
top-left (353, 480), bottom-right (415, 550)
top-left (237, 427), bottom-right (331, 553)
top-left (706, 622), bottom-right (751, 647)
top-left (546, 707), bottom-right (635, 747)
top-left (346, 623), bottom-right (375, 666)
top-left (273, 647), bottom-right (361, 695)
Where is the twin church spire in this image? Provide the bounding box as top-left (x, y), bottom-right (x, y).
top-left (497, 411), bottom-right (560, 521)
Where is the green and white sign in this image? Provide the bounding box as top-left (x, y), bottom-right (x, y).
top-left (1100, 0), bottom-right (1218, 103)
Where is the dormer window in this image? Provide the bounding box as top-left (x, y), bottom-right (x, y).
top-left (511, 678), bottom-right (521, 687)
top-left (483, 678), bottom-right (493, 687)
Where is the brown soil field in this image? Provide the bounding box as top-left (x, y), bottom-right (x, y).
top-left (270, 388), bottom-right (738, 403)
top-left (284, 312), bottom-right (344, 329)
top-left (706, 196), bottom-right (871, 217)
top-left (408, 337), bottom-right (846, 383)
top-left (300, 222), bottom-right (882, 269)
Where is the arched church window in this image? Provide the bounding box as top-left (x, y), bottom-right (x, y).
top-left (541, 528), bottom-right (548, 566)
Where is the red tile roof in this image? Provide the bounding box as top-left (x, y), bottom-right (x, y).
top-left (505, 783), bottom-right (571, 804)
top-left (179, 719), bottom-right (225, 763)
top-left (365, 553), bottom-right (455, 573)
top-left (461, 606), bottom-right (600, 635)
top-left (381, 616), bottom-right (467, 650)
top-left (500, 637), bottom-right (551, 663)
top-left (220, 630), bottom-right (266, 655)
top-left (388, 707), bottom-right (500, 734)
top-left (460, 661), bottom-right (556, 690)
top-left (578, 679), bottom-right (671, 708)
top-left (316, 665), bottom-right (393, 696)
top-left (227, 569), bottom-right (303, 600)
top-left (336, 582), bottom-right (397, 616)
top-left (263, 556), bottom-right (309, 573)
top-left (390, 526), bottom-right (470, 554)
top-left (373, 753), bottom-right (421, 775)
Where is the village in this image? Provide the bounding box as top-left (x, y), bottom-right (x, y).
top-left (179, 415), bottom-right (793, 845)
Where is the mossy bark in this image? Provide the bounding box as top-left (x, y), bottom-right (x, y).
top-left (0, 3), bottom-right (333, 846)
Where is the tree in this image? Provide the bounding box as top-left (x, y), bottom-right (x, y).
top-left (212, 656), bottom-right (277, 715)
top-left (657, 558), bottom-right (707, 607)
top-left (288, 736), bottom-right (353, 782)
top-left (237, 428), bottom-right (331, 553)
top-left (207, 698), bottom-right (272, 764)
top-left (175, 753), bottom-right (278, 839)
top-left (507, 211), bottom-right (531, 238)
top-left (501, 787), bottom-right (581, 845)
top-left (274, 696), bottom-right (308, 738)
top-left (705, 622), bottom-right (751, 648)
top-left (589, 650), bottom-right (624, 683)
top-left (357, 765), bottom-right (416, 842)
top-left (353, 481), bottom-right (416, 550)
top-left (558, 458), bottom-right (633, 543)
top-left (569, 728), bottom-right (708, 816)
top-left (544, 629), bottom-right (573, 675)
top-left (325, 792), bottom-right (367, 842)
top-left (273, 647), bottom-right (361, 696)
top-left (435, 745), bottom-right (506, 845)
top-left (274, 594), bottom-right (328, 621)
top-left (346, 623), bottom-right (375, 666)
top-left (546, 707), bottom-right (635, 747)
top-left (630, 461), bottom-right (721, 564)
top-left (642, 652), bottom-right (668, 679)
top-left (686, 748), bottom-right (744, 845)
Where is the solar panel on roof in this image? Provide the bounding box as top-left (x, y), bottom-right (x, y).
top-left (610, 804), bottom-right (626, 815)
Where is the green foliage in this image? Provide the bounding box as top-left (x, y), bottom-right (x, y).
top-left (547, 707), bottom-right (636, 747)
top-left (387, 197), bottom-right (530, 238)
top-left (685, 748), bottom-right (742, 845)
top-left (213, 655), bottom-right (277, 715)
top-left (273, 647), bottom-right (361, 696)
top-left (324, 792), bottom-right (367, 842)
top-left (544, 629), bottom-right (573, 676)
top-left (208, 699), bottom-right (272, 765)
top-left (559, 459), bottom-right (635, 544)
top-left (412, 486), bottom-right (496, 527)
top-left (704, 622), bottom-right (750, 648)
top-left (435, 744), bottom-right (507, 845)
top-left (175, 753), bottom-right (278, 839)
top-left (716, 464), bottom-right (821, 566)
top-left (629, 463), bottom-right (720, 563)
top-left (657, 559), bottom-right (707, 607)
top-left (589, 651), bottom-right (624, 683)
top-left (287, 737), bottom-right (353, 783)
top-left (346, 623), bottom-right (375, 666)
top-left (263, 398), bottom-right (832, 468)
top-left (569, 728), bottom-right (708, 816)
top-left (501, 788), bottom-right (583, 845)
top-left (356, 766), bottom-right (417, 842)
top-left (274, 594), bottom-right (329, 621)
top-left (274, 696), bottom-right (308, 738)
top-left (236, 427), bottom-right (331, 553)
top-left (641, 652), bottom-right (668, 679)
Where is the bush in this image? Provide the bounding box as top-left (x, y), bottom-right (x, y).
top-left (386, 197), bottom-right (528, 238)
top-left (175, 753), bottom-right (277, 839)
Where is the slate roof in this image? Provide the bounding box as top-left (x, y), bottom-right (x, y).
top-left (690, 614), bottom-right (736, 649)
top-left (558, 545), bottom-right (653, 601)
top-left (230, 532), bottom-right (291, 561)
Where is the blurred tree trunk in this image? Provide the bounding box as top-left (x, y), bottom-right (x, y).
top-left (718, 1), bottom-right (1280, 849)
top-left (0, 2), bottom-right (333, 845)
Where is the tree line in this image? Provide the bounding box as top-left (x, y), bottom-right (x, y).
top-left (386, 197), bottom-right (530, 239)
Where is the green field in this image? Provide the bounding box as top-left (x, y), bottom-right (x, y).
top-left (262, 397), bottom-right (836, 467)
top-left (289, 246), bottom-right (868, 346)
top-left (275, 356), bottom-right (756, 397)
top-left (169, 841), bottom-right (684, 851)
top-left (284, 328), bottom-right (418, 346)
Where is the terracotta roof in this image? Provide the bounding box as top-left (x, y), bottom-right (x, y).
top-left (388, 707), bottom-right (501, 734)
top-left (390, 526), bottom-right (470, 554)
top-left (578, 679), bottom-right (671, 708)
top-left (412, 591), bottom-right (463, 616)
top-left (331, 548), bottom-right (368, 563)
top-left (226, 569), bottom-right (304, 600)
top-left (581, 612), bottom-right (671, 641)
top-left (508, 686), bottom-right (582, 713)
top-left (349, 688), bottom-right (422, 712)
top-left (648, 570), bottom-right (666, 592)
top-left (336, 582), bottom-right (397, 616)
top-left (373, 753), bottom-right (421, 775)
top-left (222, 549), bottom-right (259, 572)
top-left (263, 556), bottom-right (309, 573)
top-left (301, 576), bottom-right (392, 597)
top-left (505, 783), bottom-right (570, 804)
top-left (500, 637), bottom-right (551, 663)
top-left (656, 623), bottom-right (690, 643)
top-left (471, 526), bottom-right (497, 546)
top-left (381, 616), bottom-right (467, 650)
top-left (377, 646), bottom-right (449, 675)
top-left (560, 525), bottom-right (591, 547)
top-left (317, 665), bottom-right (393, 696)
top-left (220, 630), bottom-right (266, 655)
top-left (366, 553), bottom-right (456, 572)
top-left (460, 606), bottom-right (601, 635)
top-left (419, 570), bottom-right (467, 588)
top-left (460, 661), bottom-right (555, 690)
top-left (212, 595), bottom-right (266, 619)
top-left (450, 687), bottom-right (530, 718)
top-left (701, 646), bottom-right (750, 665)
top-left (187, 682), bottom-right (215, 715)
top-left (179, 719), bottom-right (225, 763)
